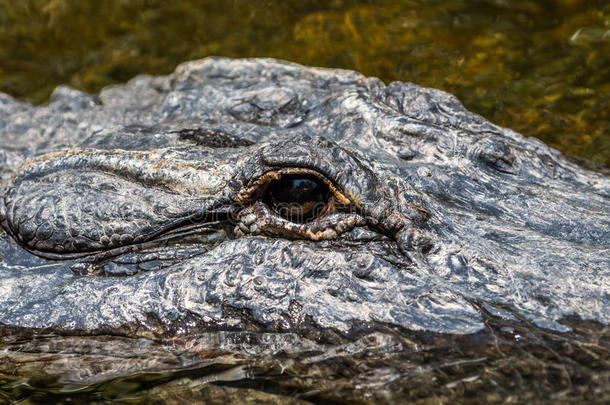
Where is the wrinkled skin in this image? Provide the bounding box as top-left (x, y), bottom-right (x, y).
top-left (0, 58), bottom-right (608, 403)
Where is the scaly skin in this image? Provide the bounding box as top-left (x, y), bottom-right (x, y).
top-left (0, 58), bottom-right (608, 402)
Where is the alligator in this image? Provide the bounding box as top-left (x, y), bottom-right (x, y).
top-left (0, 58), bottom-right (608, 403)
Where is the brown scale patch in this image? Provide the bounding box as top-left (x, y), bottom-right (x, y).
top-left (235, 201), bottom-right (364, 242)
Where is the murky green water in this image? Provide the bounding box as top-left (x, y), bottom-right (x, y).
top-left (0, 0), bottom-right (608, 167)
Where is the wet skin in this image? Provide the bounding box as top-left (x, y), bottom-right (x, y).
top-left (0, 58), bottom-right (608, 402)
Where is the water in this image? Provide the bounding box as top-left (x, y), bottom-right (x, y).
top-left (0, 0), bottom-right (608, 167)
top-left (1, 315), bottom-right (608, 403)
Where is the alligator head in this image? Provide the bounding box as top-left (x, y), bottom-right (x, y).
top-left (1, 57), bottom-right (608, 335)
top-left (0, 58), bottom-right (608, 395)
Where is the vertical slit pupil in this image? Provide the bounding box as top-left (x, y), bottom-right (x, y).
top-left (263, 174), bottom-right (330, 223)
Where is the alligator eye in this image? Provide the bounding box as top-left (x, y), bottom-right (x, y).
top-left (235, 168), bottom-right (361, 240)
top-left (263, 174), bottom-right (330, 223)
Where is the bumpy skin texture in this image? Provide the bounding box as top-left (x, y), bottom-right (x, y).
top-left (0, 57), bottom-right (608, 339)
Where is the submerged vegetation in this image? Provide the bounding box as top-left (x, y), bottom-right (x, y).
top-left (0, 0), bottom-right (608, 167)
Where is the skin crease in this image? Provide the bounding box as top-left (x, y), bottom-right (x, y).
top-left (0, 58), bottom-right (608, 402)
